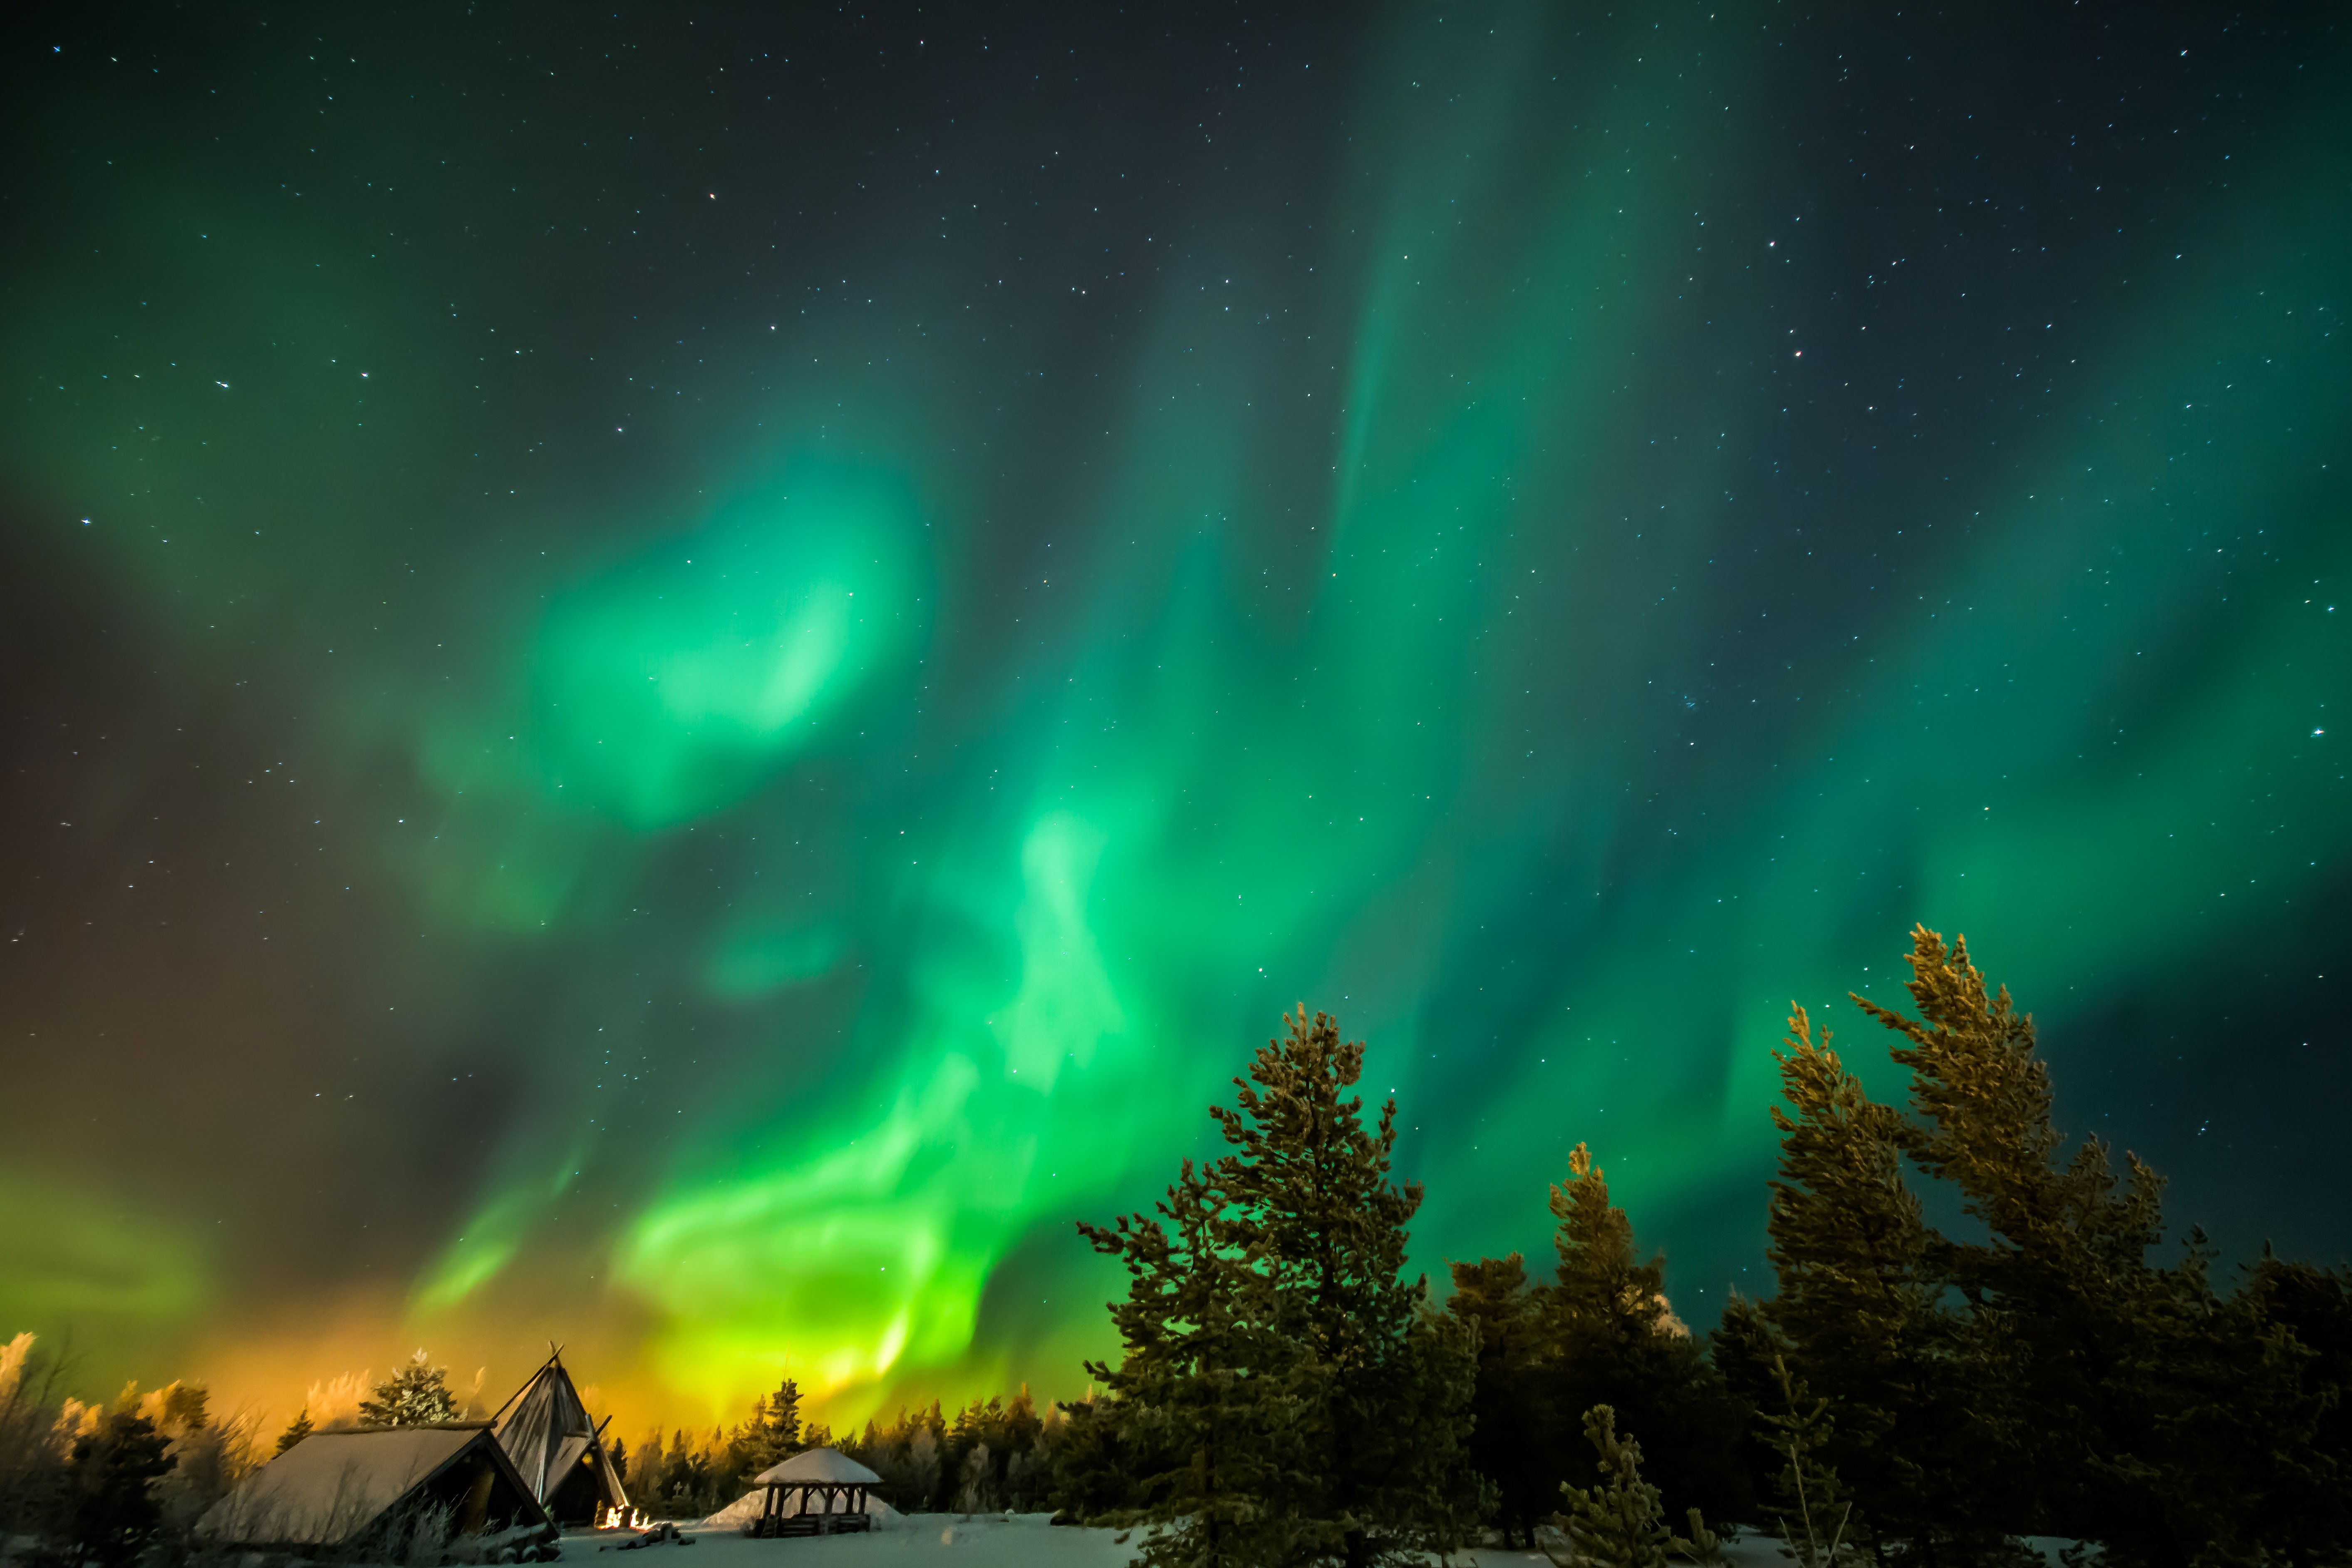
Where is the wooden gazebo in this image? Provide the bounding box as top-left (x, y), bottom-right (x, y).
top-left (744, 1448), bottom-right (882, 1538)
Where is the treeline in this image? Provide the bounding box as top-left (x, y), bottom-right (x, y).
top-left (5, 926), bottom-right (2346, 1566)
top-left (1712, 928), bottom-right (2352, 1563)
top-left (0, 1346), bottom-right (516, 1565)
top-left (0, 1348), bottom-right (264, 1568)
top-left (1054, 928), bottom-right (2352, 1567)
top-left (623, 1377), bottom-right (1081, 1519)
top-left (620, 1378), bottom-right (826, 1519)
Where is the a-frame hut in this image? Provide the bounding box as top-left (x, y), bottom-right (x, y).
top-left (491, 1350), bottom-right (631, 1528)
top-left (198, 1424), bottom-right (548, 1549)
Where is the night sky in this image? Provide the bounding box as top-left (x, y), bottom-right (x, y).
top-left (4, 2), bottom-right (2347, 1432)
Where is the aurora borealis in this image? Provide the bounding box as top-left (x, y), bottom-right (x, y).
top-left (3, 2), bottom-right (2347, 1432)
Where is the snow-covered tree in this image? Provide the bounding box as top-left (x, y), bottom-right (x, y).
top-left (358, 1350), bottom-right (458, 1428)
top-left (1548, 1404), bottom-right (1669, 1568)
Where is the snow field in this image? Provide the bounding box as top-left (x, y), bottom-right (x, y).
top-left (558, 1518), bottom-right (1852, 1568)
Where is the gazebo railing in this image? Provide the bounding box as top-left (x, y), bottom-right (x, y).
top-left (742, 1481), bottom-right (874, 1538)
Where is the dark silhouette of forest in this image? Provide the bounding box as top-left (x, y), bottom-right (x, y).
top-left (1059, 927), bottom-right (2352, 1567)
top-left (2, 927), bottom-right (2343, 1566)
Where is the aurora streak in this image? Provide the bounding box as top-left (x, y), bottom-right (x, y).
top-left (2, 3), bottom-right (2347, 1430)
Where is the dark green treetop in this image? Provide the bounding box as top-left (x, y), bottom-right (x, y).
top-left (1082, 1006), bottom-right (1480, 1568)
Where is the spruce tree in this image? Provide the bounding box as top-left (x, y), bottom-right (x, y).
top-left (1549, 1405), bottom-right (1670, 1568)
top-left (1757, 1357), bottom-right (1866, 1568)
top-left (57, 1410), bottom-right (175, 1568)
top-left (273, 1407), bottom-right (314, 1455)
top-left (727, 1378), bottom-right (805, 1481)
top-left (766, 1377), bottom-right (803, 1454)
top-left (1705, 1292), bottom-right (1788, 1503)
top-left (2224, 1254), bottom-right (2352, 1557)
top-left (1082, 1006), bottom-right (1480, 1568)
top-left (1446, 1253), bottom-right (1552, 1546)
top-left (1044, 1392), bottom-right (1158, 1523)
top-left (1542, 1144), bottom-right (1745, 1526)
top-left (359, 1350), bottom-right (459, 1427)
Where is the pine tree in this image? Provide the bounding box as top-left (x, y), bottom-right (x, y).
top-left (358, 1350), bottom-right (459, 1427)
top-left (1705, 1291), bottom-right (1787, 1502)
top-left (273, 1407), bottom-right (314, 1455)
top-left (1081, 1147), bottom-right (1284, 1565)
top-left (1542, 1144), bottom-right (1745, 1526)
top-left (726, 1377), bottom-right (805, 1483)
top-left (2223, 1254), bottom-right (2352, 1557)
top-left (1853, 927), bottom-right (2164, 1546)
top-left (1758, 924), bottom-right (2352, 1566)
top-left (1757, 1357), bottom-right (1866, 1568)
top-left (1761, 1003), bottom-right (1995, 1555)
top-left (57, 1410), bottom-right (176, 1568)
top-left (1043, 1392), bottom-right (1157, 1523)
top-left (1212, 1007), bottom-right (1482, 1568)
top-left (1446, 1253), bottom-right (1553, 1546)
top-left (1081, 1006), bottom-right (1481, 1568)
top-left (1549, 1405), bottom-right (1670, 1568)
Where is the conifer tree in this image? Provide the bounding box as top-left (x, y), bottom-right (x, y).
top-left (1762, 1004), bottom-right (1995, 1554)
top-left (2221, 1253), bottom-right (2352, 1557)
top-left (1083, 1006), bottom-right (1480, 1568)
top-left (1083, 1147), bottom-right (1286, 1565)
top-left (1212, 1007), bottom-right (1482, 1567)
top-left (1853, 927), bottom-right (2170, 1546)
top-left (57, 1410), bottom-right (175, 1568)
top-left (1043, 1392), bottom-right (1157, 1523)
top-left (1705, 1291), bottom-right (1788, 1500)
top-left (766, 1377), bottom-right (803, 1454)
top-left (273, 1407), bottom-right (313, 1455)
top-left (1446, 1253), bottom-right (1552, 1546)
top-left (1542, 1144), bottom-right (1745, 1525)
top-left (726, 1377), bottom-right (805, 1482)
top-left (1757, 1357), bottom-right (1866, 1568)
top-left (1548, 1405), bottom-right (1670, 1568)
top-left (358, 1350), bottom-right (458, 1427)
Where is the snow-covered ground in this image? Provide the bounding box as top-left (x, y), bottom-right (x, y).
top-left (555, 1516), bottom-right (1813, 1568)
top-left (563, 1516), bottom-right (1133, 1568)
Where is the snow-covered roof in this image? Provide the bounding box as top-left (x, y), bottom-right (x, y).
top-left (198, 1424), bottom-right (536, 1546)
top-left (703, 1489), bottom-right (904, 1528)
top-left (493, 1354), bottom-right (621, 1511)
top-left (753, 1447), bottom-right (882, 1486)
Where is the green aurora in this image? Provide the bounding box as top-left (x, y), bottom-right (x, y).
top-left (1, 4), bottom-right (2346, 1426)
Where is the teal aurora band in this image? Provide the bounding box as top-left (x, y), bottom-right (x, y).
top-left (0, 3), bottom-right (2345, 1424)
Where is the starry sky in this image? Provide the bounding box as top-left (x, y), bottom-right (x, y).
top-left (3, 2), bottom-right (2347, 1432)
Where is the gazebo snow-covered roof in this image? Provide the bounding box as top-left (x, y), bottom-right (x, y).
top-left (753, 1448), bottom-right (882, 1487)
top-left (740, 1447), bottom-right (882, 1537)
top-left (198, 1424), bottom-right (547, 1548)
